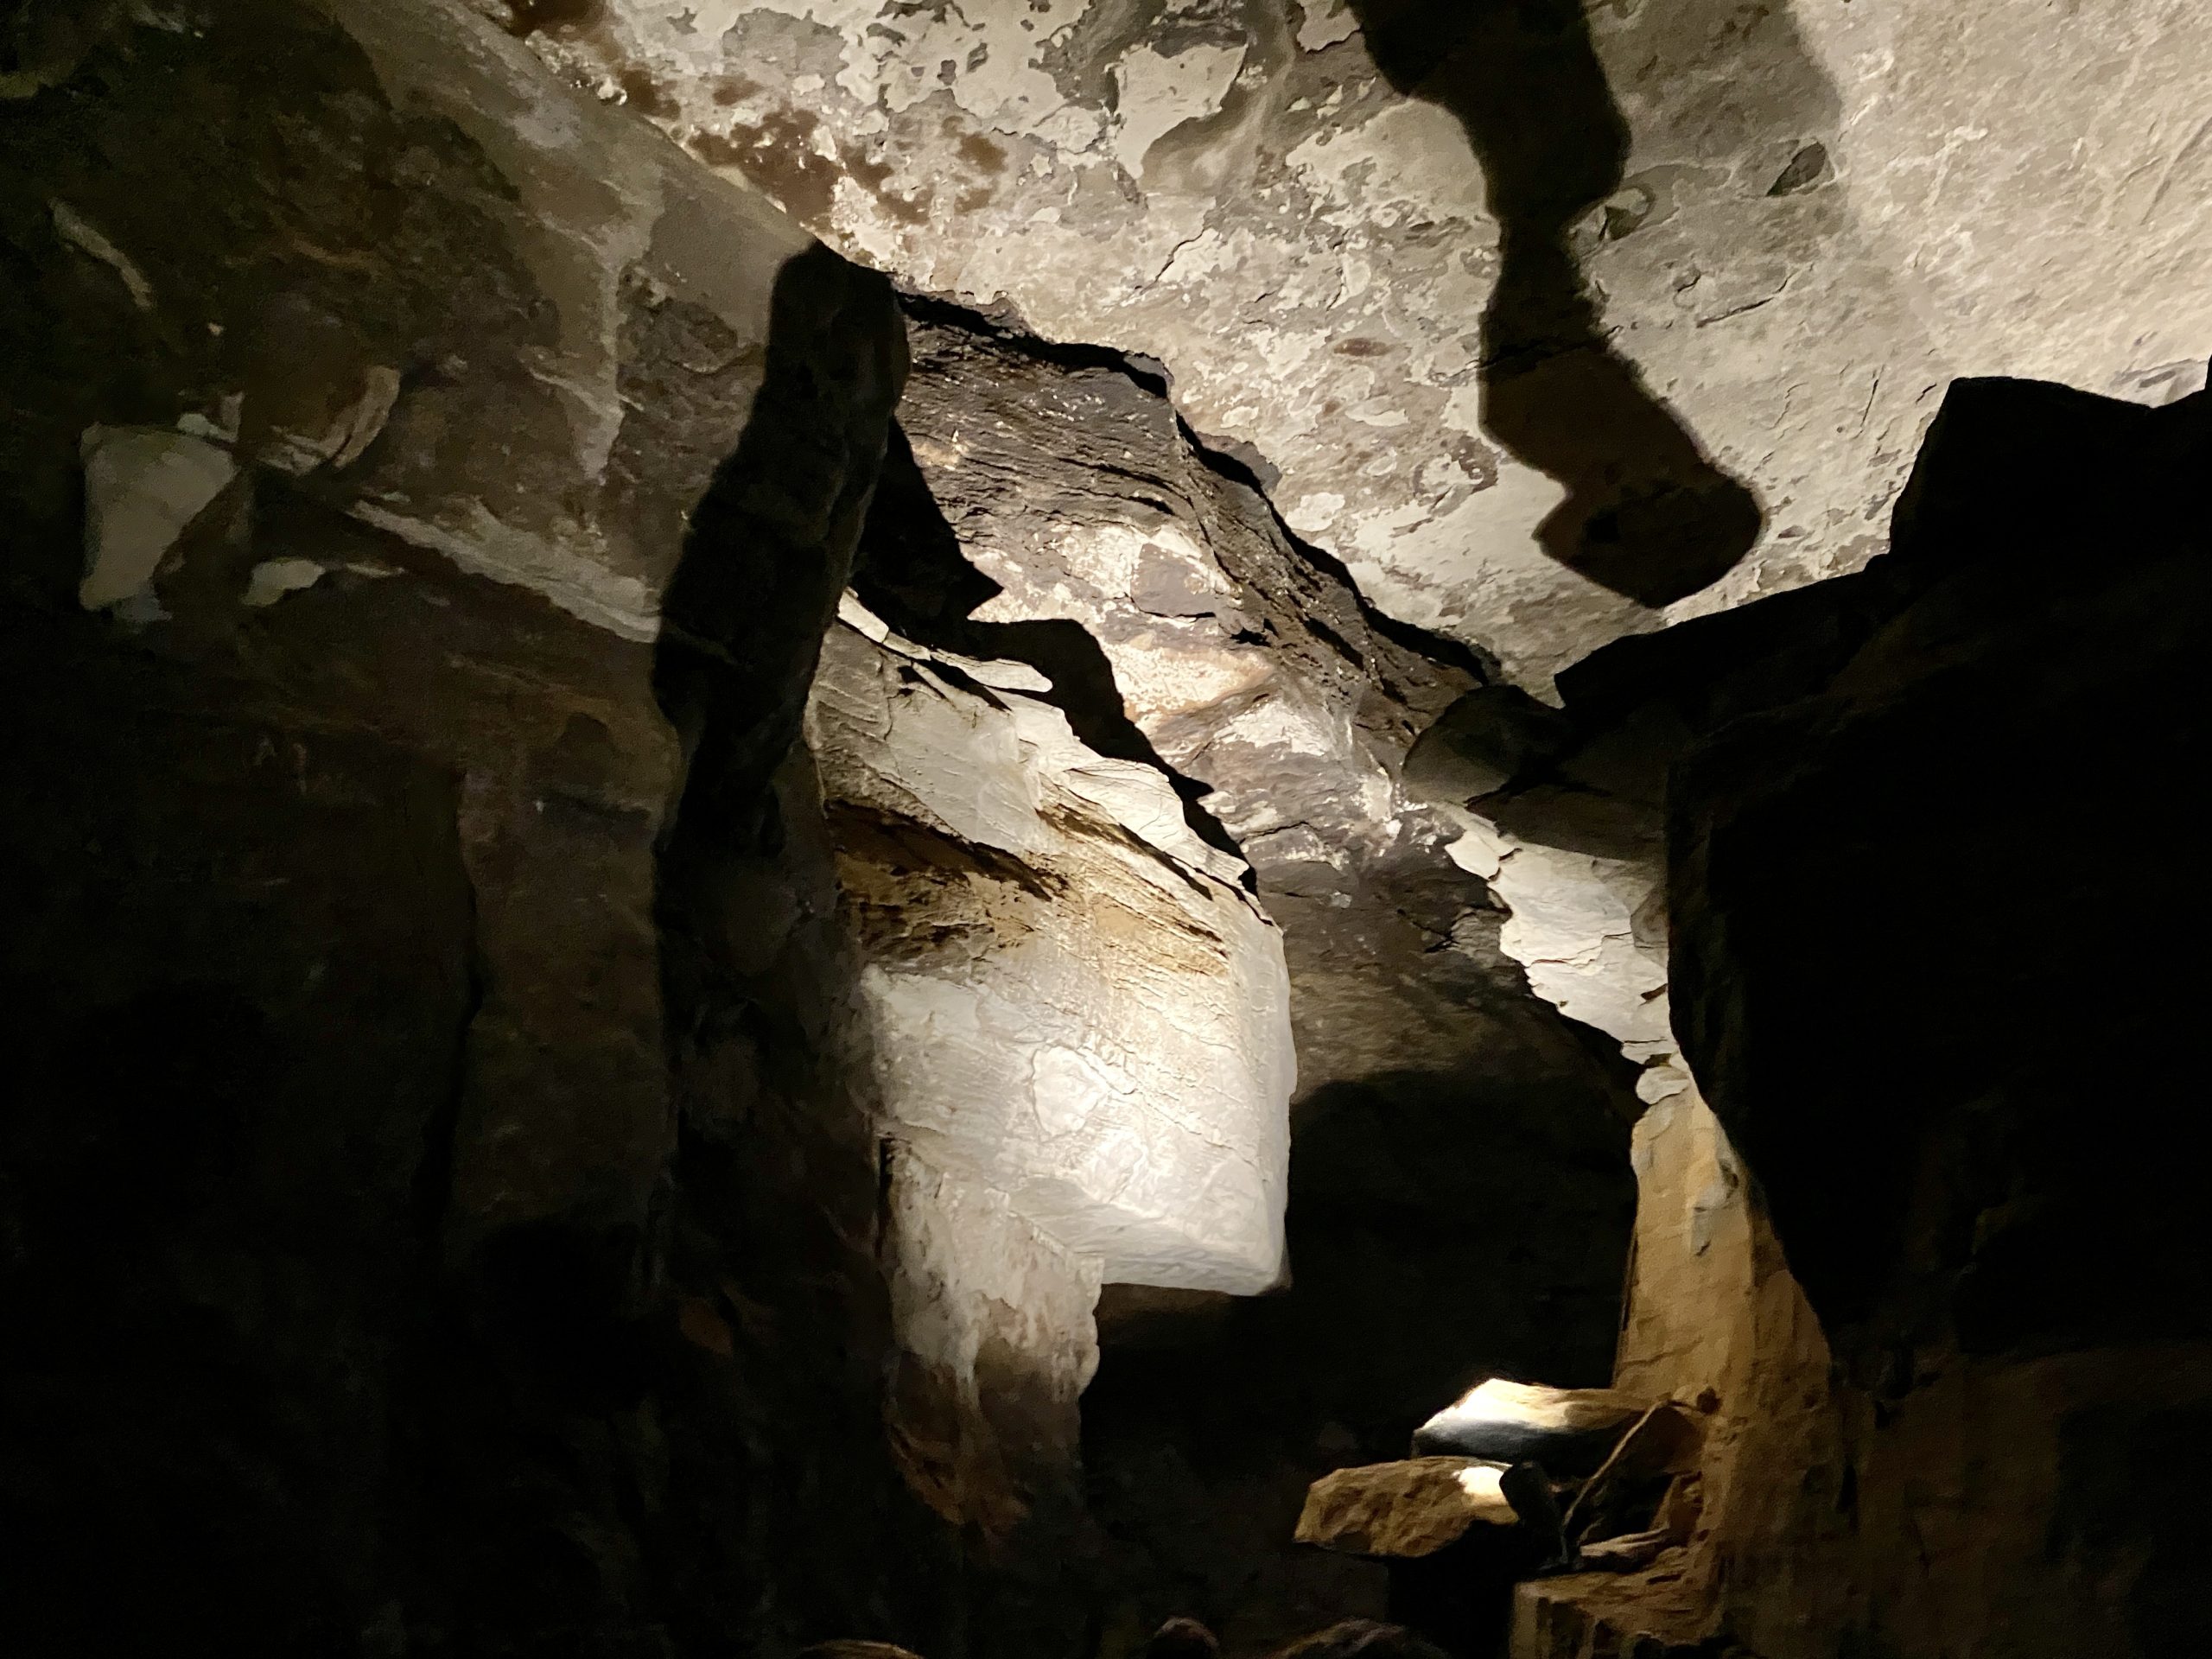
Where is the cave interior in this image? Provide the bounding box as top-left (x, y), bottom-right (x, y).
top-left (3, 3), bottom-right (2209, 1658)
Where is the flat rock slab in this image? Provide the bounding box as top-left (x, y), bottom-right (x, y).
top-left (1414, 1379), bottom-right (1649, 1476)
top-left (1296, 1458), bottom-right (1517, 1559)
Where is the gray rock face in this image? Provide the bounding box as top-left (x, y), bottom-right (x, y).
top-left (526, 0), bottom-right (2209, 689)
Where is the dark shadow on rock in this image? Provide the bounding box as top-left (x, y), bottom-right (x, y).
top-left (1342, 0), bottom-right (1762, 607)
top-left (853, 419), bottom-right (1249, 869)
top-left (1666, 376), bottom-right (2212, 1351)
top-left (632, 240), bottom-right (957, 1656)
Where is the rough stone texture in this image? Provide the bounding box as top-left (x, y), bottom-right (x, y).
top-left (526, 0), bottom-right (2209, 690)
top-left (0, 3), bottom-right (955, 1654)
top-left (810, 603), bottom-right (1295, 1292)
top-left (1671, 376), bottom-right (2212, 1345)
top-left (880, 1142), bottom-right (1105, 1535)
top-left (1295, 1459), bottom-right (1516, 1560)
top-left (1611, 1090), bottom-right (1750, 1407)
top-left (808, 590), bottom-right (1296, 1650)
top-left (842, 302), bottom-right (1641, 1656)
top-left (1513, 378), bottom-right (2212, 1659)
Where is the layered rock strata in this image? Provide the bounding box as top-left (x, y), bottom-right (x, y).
top-left (0, 3), bottom-right (950, 1652)
top-left (849, 302), bottom-right (1640, 1655)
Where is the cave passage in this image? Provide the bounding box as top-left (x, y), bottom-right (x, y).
top-left (5, 6), bottom-right (2211, 1659)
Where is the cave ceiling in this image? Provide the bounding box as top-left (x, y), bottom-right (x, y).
top-left (525, 0), bottom-right (2212, 690)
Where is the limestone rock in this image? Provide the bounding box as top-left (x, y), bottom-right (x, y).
top-left (1295, 1459), bottom-right (1516, 1559)
top-left (77, 426), bottom-right (236, 615)
top-left (810, 606), bottom-right (1294, 1293)
top-left (880, 1142), bottom-right (1102, 1534)
top-left (862, 309), bottom-right (1640, 1653)
top-left (3, 2), bottom-right (933, 1651)
top-left (1413, 1379), bottom-right (1648, 1477)
top-left (529, 0), bottom-right (2212, 690)
top-left (1401, 687), bottom-right (1570, 806)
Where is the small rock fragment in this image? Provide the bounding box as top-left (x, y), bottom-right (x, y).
top-left (1573, 1527), bottom-right (1674, 1571)
top-left (79, 425), bottom-right (237, 613)
top-left (263, 365), bottom-right (402, 474)
top-left (1147, 1616), bottom-right (1220, 1658)
top-left (243, 558), bottom-right (328, 607)
top-left (51, 200), bottom-right (154, 311)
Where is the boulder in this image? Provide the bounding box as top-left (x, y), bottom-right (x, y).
top-left (1295, 1458), bottom-right (1517, 1559)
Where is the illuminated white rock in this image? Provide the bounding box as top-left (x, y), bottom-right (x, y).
top-left (1413, 1378), bottom-right (1648, 1476)
top-left (808, 603), bottom-right (1294, 1293)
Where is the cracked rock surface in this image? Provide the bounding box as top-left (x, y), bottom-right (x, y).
top-left (527, 0), bottom-right (2210, 690)
top-left (849, 298), bottom-right (1642, 1655)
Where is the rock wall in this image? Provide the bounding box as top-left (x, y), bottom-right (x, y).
top-left (804, 591), bottom-right (1296, 1647)
top-left (810, 602), bottom-right (1295, 1294)
top-left (0, 3), bottom-right (947, 1652)
top-left (1513, 376), bottom-right (2212, 1658)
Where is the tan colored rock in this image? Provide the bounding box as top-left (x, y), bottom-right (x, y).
top-left (1295, 1457), bottom-right (1517, 1559)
